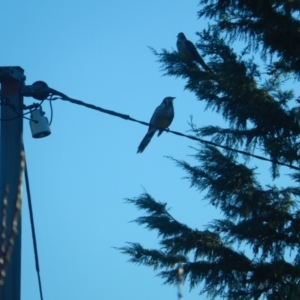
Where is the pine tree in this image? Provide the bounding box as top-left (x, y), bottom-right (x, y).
top-left (118, 1), bottom-right (300, 299)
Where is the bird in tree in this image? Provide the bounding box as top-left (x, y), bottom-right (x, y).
top-left (176, 32), bottom-right (210, 72)
top-left (137, 97), bottom-right (175, 153)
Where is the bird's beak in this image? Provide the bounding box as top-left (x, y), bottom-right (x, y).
top-left (171, 97), bottom-right (176, 100)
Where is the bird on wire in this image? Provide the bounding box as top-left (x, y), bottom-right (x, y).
top-left (176, 32), bottom-right (211, 72)
top-left (137, 97), bottom-right (175, 153)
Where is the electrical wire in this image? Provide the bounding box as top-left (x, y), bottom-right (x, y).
top-left (47, 89), bottom-right (300, 172)
top-left (2, 88), bottom-right (300, 171)
top-left (0, 95), bottom-right (44, 121)
top-left (23, 145), bottom-right (44, 300)
top-left (48, 95), bottom-right (54, 125)
top-left (0, 95), bottom-right (24, 121)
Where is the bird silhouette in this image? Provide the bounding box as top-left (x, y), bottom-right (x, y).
top-left (137, 97), bottom-right (175, 153)
top-left (176, 32), bottom-right (210, 72)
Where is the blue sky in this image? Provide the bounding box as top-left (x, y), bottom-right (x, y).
top-left (1, 1), bottom-right (297, 300)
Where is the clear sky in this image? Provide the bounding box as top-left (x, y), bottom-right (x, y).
top-left (0, 1), bottom-right (296, 300)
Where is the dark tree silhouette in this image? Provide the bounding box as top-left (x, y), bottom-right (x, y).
top-left (118, 1), bottom-right (300, 299)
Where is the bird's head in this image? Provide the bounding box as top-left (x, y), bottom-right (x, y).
top-left (177, 32), bottom-right (186, 40)
top-left (163, 96), bottom-right (175, 106)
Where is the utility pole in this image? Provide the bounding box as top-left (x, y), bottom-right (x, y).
top-left (0, 67), bottom-right (25, 300)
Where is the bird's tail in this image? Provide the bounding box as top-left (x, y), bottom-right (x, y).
top-left (137, 130), bottom-right (156, 153)
top-left (196, 56), bottom-right (211, 72)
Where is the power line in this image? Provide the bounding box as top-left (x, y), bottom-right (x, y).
top-left (3, 89), bottom-right (300, 171)
top-left (48, 88), bottom-right (300, 172)
top-left (23, 145), bottom-right (44, 300)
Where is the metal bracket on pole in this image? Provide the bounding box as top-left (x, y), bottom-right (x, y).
top-left (0, 67), bottom-right (25, 83)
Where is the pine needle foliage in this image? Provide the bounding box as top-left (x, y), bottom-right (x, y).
top-left (118, 1), bottom-right (300, 299)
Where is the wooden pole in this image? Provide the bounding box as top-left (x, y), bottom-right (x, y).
top-left (0, 67), bottom-right (25, 300)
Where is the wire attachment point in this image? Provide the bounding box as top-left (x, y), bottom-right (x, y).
top-left (22, 81), bottom-right (49, 100)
